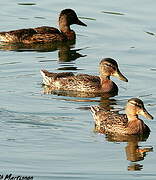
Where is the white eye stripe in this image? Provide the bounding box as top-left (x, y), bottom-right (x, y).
top-left (129, 102), bottom-right (136, 106)
top-left (129, 101), bottom-right (142, 108)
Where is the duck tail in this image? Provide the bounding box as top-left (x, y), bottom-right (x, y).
top-left (90, 106), bottom-right (100, 113)
top-left (40, 69), bottom-right (52, 86)
top-left (0, 33), bottom-right (8, 42)
top-left (90, 106), bottom-right (100, 120)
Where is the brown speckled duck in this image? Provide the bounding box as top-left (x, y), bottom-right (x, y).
top-left (0, 9), bottom-right (87, 44)
top-left (91, 98), bottom-right (153, 135)
top-left (40, 58), bottom-right (128, 94)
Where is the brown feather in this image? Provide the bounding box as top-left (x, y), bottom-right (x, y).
top-left (91, 106), bottom-right (150, 135)
top-left (0, 9), bottom-right (86, 43)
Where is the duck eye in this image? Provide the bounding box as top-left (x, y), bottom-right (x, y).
top-left (137, 104), bottom-right (142, 108)
top-left (133, 102), bottom-right (143, 108)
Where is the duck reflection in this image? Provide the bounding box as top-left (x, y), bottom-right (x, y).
top-left (126, 140), bottom-right (153, 171)
top-left (58, 45), bottom-right (86, 62)
top-left (42, 85), bottom-right (118, 98)
top-left (105, 133), bottom-right (153, 171)
top-left (0, 41), bottom-right (86, 62)
top-left (0, 40), bottom-right (73, 51)
top-left (98, 98), bottom-right (117, 111)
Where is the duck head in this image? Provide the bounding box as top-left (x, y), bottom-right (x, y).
top-left (99, 58), bottom-right (128, 82)
top-left (59, 9), bottom-right (87, 32)
top-left (126, 98), bottom-right (153, 120)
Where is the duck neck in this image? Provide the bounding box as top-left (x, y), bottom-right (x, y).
top-left (100, 75), bottom-right (110, 80)
top-left (100, 75), bottom-right (113, 92)
top-left (127, 114), bottom-right (138, 121)
top-left (59, 24), bottom-right (71, 33)
top-left (59, 16), bottom-right (71, 33)
top-left (59, 18), bottom-right (75, 40)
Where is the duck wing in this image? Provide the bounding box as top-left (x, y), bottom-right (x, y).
top-left (0, 26), bottom-right (64, 43)
top-left (29, 26), bottom-right (65, 43)
top-left (72, 74), bottom-right (101, 91)
top-left (41, 69), bottom-right (74, 79)
top-left (40, 69), bottom-right (74, 86)
top-left (40, 70), bottom-right (101, 92)
top-left (0, 28), bottom-right (37, 43)
top-left (34, 26), bottom-right (61, 34)
top-left (91, 106), bottom-right (128, 133)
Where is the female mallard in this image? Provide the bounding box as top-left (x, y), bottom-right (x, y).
top-left (0, 9), bottom-right (87, 44)
top-left (40, 58), bottom-right (128, 94)
top-left (91, 98), bottom-right (153, 135)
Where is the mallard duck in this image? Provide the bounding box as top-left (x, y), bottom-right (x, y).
top-left (0, 9), bottom-right (87, 44)
top-left (40, 58), bottom-right (128, 94)
top-left (91, 98), bottom-right (153, 135)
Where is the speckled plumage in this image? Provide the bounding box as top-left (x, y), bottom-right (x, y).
top-left (41, 70), bottom-right (101, 92)
top-left (0, 9), bottom-right (87, 44)
top-left (40, 58), bottom-right (128, 94)
top-left (91, 98), bottom-right (153, 135)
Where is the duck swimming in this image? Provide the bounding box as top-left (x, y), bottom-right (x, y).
top-left (40, 58), bottom-right (128, 94)
top-left (91, 98), bottom-right (153, 135)
top-left (0, 9), bottom-right (87, 44)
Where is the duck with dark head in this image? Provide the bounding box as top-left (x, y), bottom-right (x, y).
top-left (0, 9), bottom-right (87, 44)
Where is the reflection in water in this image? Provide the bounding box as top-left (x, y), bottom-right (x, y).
top-left (42, 85), bottom-right (118, 98)
top-left (99, 98), bottom-right (118, 111)
top-left (128, 163), bottom-right (143, 171)
top-left (126, 141), bottom-right (153, 171)
top-left (0, 41), bottom-right (75, 52)
top-left (97, 130), bottom-right (153, 171)
top-left (57, 66), bottom-right (81, 71)
top-left (0, 40), bottom-right (86, 62)
top-left (58, 45), bottom-right (86, 62)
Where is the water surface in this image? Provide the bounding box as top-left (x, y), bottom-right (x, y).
top-left (0, 0), bottom-right (156, 179)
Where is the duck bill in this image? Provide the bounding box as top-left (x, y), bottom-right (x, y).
top-left (76, 19), bottom-right (87, 26)
top-left (139, 108), bottom-right (153, 120)
top-left (113, 69), bottom-right (128, 82)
